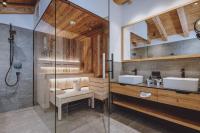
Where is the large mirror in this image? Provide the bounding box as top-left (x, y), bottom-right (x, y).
top-left (122, 1), bottom-right (200, 61)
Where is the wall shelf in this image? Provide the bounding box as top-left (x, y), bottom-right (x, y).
top-left (113, 100), bottom-right (200, 131)
top-left (122, 54), bottom-right (200, 62)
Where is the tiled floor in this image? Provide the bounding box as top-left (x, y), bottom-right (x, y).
top-left (0, 105), bottom-right (199, 133)
top-left (0, 107), bottom-right (50, 133)
top-left (0, 106), bottom-right (139, 133)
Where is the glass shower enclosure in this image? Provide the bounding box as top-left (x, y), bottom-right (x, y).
top-left (33, 0), bottom-right (110, 133)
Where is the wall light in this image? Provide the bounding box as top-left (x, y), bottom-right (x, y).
top-left (2, 0), bottom-right (7, 7)
top-left (69, 20), bottom-right (76, 26)
top-left (40, 67), bottom-right (80, 70)
top-left (194, 2), bottom-right (198, 6)
top-left (49, 77), bottom-right (89, 82)
top-left (39, 58), bottom-right (80, 63)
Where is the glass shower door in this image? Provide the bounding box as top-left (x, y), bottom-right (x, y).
top-left (33, 0), bottom-right (56, 132)
top-left (34, 0), bottom-right (110, 132)
top-left (55, 0), bottom-right (110, 133)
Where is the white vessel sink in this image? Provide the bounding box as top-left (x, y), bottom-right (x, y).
top-left (118, 75), bottom-right (143, 85)
top-left (163, 77), bottom-right (199, 92)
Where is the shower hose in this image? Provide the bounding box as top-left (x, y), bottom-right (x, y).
top-left (5, 26), bottom-right (20, 87)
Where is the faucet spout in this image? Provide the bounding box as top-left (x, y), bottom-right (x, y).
top-left (181, 68), bottom-right (185, 78)
top-left (132, 69), bottom-right (137, 75)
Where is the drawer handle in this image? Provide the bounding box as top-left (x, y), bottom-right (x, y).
top-left (140, 92), bottom-right (152, 98)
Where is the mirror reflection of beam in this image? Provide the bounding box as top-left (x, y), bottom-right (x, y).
top-left (177, 7), bottom-right (189, 37)
top-left (131, 32), bottom-right (150, 46)
top-left (152, 16), bottom-right (168, 41)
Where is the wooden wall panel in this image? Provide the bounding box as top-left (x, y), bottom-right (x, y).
top-left (79, 37), bottom-right (93, 73)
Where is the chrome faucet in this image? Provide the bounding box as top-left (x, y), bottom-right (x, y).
top-left (132, 69), bottom-right (137, 75)
top-left (181, 68), bottom-right (185, 78)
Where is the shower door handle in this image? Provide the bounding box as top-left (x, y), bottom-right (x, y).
top-left (107, 53), bottom-right (114, 79)
top-left (102, 53), bottom-right (106, 79)
top-left (102, 53), bottom-right (114, 79)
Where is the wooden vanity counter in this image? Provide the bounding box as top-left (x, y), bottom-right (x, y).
top-left (111, 82), bottom-right (200, 131)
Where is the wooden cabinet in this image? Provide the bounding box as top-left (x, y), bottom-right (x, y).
top-left (157, 89), bottom-right (178, 106)
top-left (111, 83), bottom-right (200, 111)
top-left (177, 93), bottom-right (200, 111)
top-left (111, 83), bottom-right (200, 131)
top-left (157, 89), bottom-right (200, 111)
top-left (111, 83), bottom-right (157, 101)
top-left (111, 83), bottom-right (140, 98)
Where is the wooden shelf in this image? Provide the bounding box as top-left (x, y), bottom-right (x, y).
top-left (113, 100), bottom-right (200, 131)
top-left (122, 54), bottom-right (200, 62)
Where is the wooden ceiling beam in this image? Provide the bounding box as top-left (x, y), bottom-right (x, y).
top-left (152, 16), bottom-right (168, 41)
top-left (177, 7), bottom-right (189, 37)
top-left (131, 32), bottom-right (150, 46)
top-left (0, 4), bottom-right (34, 14)
top-left (6, 2), bottom-right (35, 6)
top-left (113, 0), bottom-right (131, 5)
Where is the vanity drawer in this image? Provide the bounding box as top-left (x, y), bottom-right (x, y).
top-left (177, 93), bottom-right (200, 111)
top-left (111, 83), bottom-right (140, 97)
top-left (111, 83), bottom-right (157, 101)
top-left (158, 89), bottom-right (178, 106)
top-left (158, 89), bottom-right (200, 111)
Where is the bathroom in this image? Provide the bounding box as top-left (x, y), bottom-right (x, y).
top-left (0, 0), bottom-right (200, 133)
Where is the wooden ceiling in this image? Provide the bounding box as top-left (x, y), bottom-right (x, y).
top-left (0, 0), bottom-right (37, 14)
top-left (132, 2), bottom-right (200, 46)
top-left (42, 0), bottom-right (108, 39)
top-left (113, 0), bottom-right (131, 5)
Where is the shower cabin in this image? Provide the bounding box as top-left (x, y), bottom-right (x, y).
top-left (33, 0), bottom-right (110, 133)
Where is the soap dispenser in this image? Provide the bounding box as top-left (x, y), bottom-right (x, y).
top-left (147, 76), bottom-right (153, 87)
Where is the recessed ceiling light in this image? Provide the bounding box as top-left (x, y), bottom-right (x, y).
top-left (69, 20), bottom-right (76, 25)
top-left (194, 2), bottom-right (198, 5)
top-left (2, 0), bottom-right (7, 7)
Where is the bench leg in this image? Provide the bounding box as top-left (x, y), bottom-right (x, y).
top-left (91, 95), bottom-right (95, 109)
top-left (58, 105), bottom-right (62, 121)
top-left (88, 98), bottom-right (91, 107)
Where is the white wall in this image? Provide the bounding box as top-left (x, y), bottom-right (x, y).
top-left (69, 0), bottom-right (108, 18)
top-left (109, 0), bottom-right (122, 62)
top-left (0, 14), bottom-right (34, 30)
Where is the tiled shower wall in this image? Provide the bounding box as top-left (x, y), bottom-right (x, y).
top-left (0, 23), bottom-right (33, 112)
top-left (122, 59), bottom-right (200, 87)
